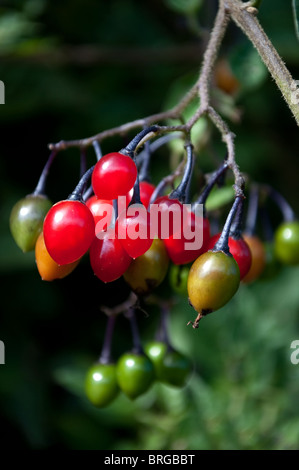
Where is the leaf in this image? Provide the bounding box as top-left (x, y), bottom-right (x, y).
top-left (205, 185), bottom-right (235, 212)
top-left (229, 41), bottom-right (268, 94)
top-left (292, 0), bottom-right (299, 40)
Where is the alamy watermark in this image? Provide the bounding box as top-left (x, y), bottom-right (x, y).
top-left (290, 340), bottom-right (299, 365)
top-left (0, 81), bottom-right (4, 104)
top-left (94, 197), bottom-right (205, 251)
top-left (0, 340), bottom-right (5, 364)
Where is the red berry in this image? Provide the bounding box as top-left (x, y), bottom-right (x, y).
top-left (153, 195), bottom-right (184, 239)
top-left (92, 152), bottom-right (137, 200)
top-left (139, 181), bottom-right (156, 208)
top-left (242, 234), bottom-right (266, 283)
top-left (207, 233), bottom-right (252, 280)
top-left (85, 195), bottom-right (113, 230)
top-left (89, 232), bottom-right (132, 283)
top-left (163, 212), bottom-right (211, 265)
top-left (43, 200), bottom-right (95, 265)
top-left (116, 203), bottom-right (154, 259)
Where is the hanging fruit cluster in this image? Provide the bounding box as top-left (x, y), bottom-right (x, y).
top-left (9, 125), bottom-right (299, 407)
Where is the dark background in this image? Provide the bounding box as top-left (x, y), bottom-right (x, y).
top-left (1, 0), bottom-right (299, 450)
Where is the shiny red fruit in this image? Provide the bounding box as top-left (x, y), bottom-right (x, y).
top-left (43, 200), bottom-right (95, 265)
top-left (116, 203), bottom-right (154, 259)
top-left (207, 233), bottom-right (252, 280)
top-left (139, 181), bottom-right (156, 208)
top-left (85, 195), bottom-right (113, 230)
top-left (153, 195), bottom-right (184, 239)
top-left (92, 152), bottom-right (137, 200)
top-left (89, 232), bottom-right (132, 283)
top-left (163, 212), bottom-right (210, 265)
top-left (242, 234), bottom-right (266, 283)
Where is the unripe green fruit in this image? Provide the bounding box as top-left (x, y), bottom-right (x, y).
top-left (144, 341), bottom-right (167, 379)
top-left (161, 349), bottom-right (192, 387)
top-left (116, 352), bottom-right (155, 399)
top-left (85, 363), bottom-right (119, 408)
top-left (10, 194), bottom-right (52, 252)
top-left (274, 221), bottom-right (299, 265)
top-left (187, 250), bottom-right (240, 314)
top-left (169, 263), bottom-right (189, 297)
top-left (145, 341), bottom-right (192, 388)
top-left (123, 238), bottom-right (169, 296)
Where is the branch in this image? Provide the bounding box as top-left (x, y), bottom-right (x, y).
top-left (225, 0), bottom-right (299, 126)
top-left (48, 84), bottom-right (198, 151)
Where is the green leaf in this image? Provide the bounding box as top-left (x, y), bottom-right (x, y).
top-left (229, 41), bottom-right (268, 94)
top-left (292, 0), bottom-right (299, 40)
top-left (205, 185), bottom-right (235, 212)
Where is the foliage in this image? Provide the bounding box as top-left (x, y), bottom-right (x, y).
top-left (1, 0), bottom-right (299, 450)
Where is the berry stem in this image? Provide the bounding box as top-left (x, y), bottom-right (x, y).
top-left (98, 314), bottom-right (117, 365)
top-left (212, 195), bottom-right (243, 255)
top-left (244, 184), bottom-right (259, 236)
top-left (149, 159), bottom-right (186, 205)
top-left (112, 199), bottom-right (118, 225)
top-left (125, 307), bottom-right (144, 355)
top-left (169, 142), bottom-right (194, 203)
top-left (33, 150), bottom-right (57, 196)
top-left (193, 160), bottom-right (229, 213)
top-left (68, 165), bottom-right (95, 202)
top-left (229, 196), bottom-right (244, 240)
top-left (121, 125), bottom-right (159, 158)
top-left (138, 140), bottom-right (151, 183)
top-left (92, 140), bottom-right (102, 161)
top-left (129, 165), bottom-right (142, 206)
top-left (265, 185), bottom-right (296, 223)
top-left (155, 304), bottom-right (173, 351)
top-left (82, 185), bottom-right (93, 202)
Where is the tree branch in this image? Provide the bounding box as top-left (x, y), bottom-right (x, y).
top-left (225, 0), bottom-right (299, 126)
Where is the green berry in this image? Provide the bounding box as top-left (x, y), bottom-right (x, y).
top-left (274, 221), bottom-right (299, 265)
top-left (145, 341), bottom-right (192, 388)
top-left (169, 263), bottom-right (189, 297)
top-left (144, 341), bottom-right (167, 379)
top-left (85, 362), bottom-right (119, 408)
top-left (116, 352), bottom-right (155, 399)
top-left (10, 194), bottom-right (52, 252)
top-left (188, 251), bottom-right (240, 314)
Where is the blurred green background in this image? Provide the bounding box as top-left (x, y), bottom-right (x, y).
top-left (1, 0), bottom-right (299, 450)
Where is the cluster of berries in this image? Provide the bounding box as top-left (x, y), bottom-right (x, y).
top-left (9, 126), bottom-right (299, 406)
top-left (84, 306), bottom-right (192, 407)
